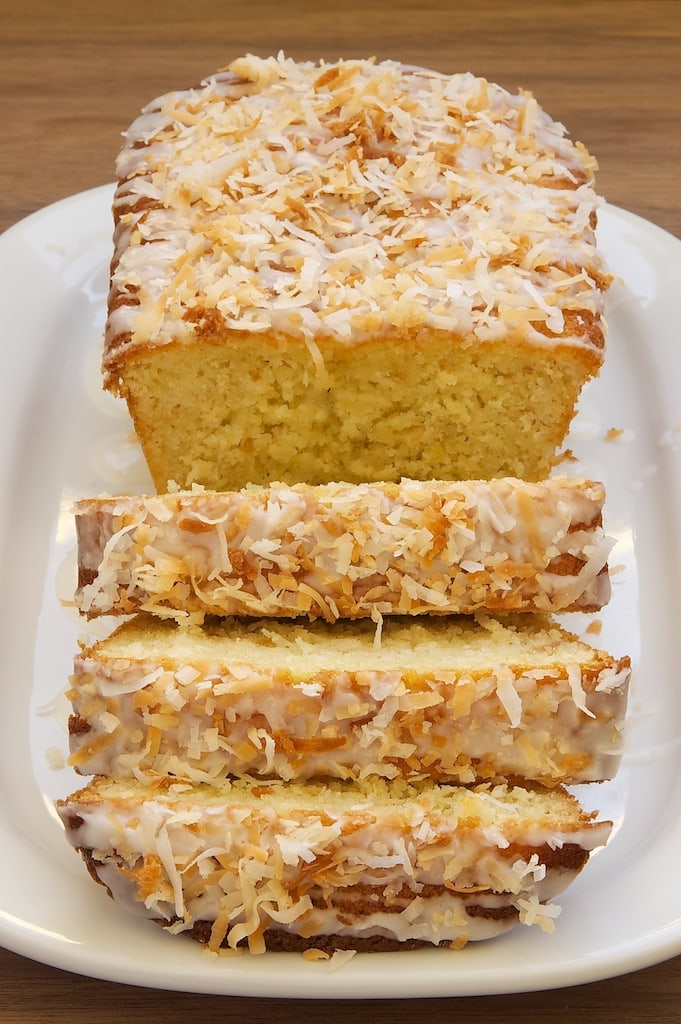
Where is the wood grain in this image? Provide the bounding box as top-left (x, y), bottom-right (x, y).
top-left (2, 942), bottom-right (681, 1023)
top-left (2, 0), bottom-right (680, 238)
top-left (1, 0), bottom-right (681, 1019)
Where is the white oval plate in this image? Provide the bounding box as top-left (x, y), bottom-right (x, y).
top-left (1, 185), bottom-right (680, 998)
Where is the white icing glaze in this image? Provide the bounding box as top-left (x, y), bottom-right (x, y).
top-left (104, 55), bottom-right (609, 374)
top-left (92, 859), bottom-right (563, 945)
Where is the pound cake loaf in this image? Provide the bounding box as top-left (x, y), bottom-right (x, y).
top-left (74, 477), bottom-right (612, 621)
top-left (67, 612), bottom-right (630, 786)
top-left (104, 54), bottom-right (610, 491)
top-left (56, 775), bottom-right (612, 953)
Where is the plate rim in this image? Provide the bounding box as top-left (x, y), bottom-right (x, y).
top-left (1, 186), bottom-right (681, 998)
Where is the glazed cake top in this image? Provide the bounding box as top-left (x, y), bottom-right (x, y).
top-left (105, 54), bottom-right (610, 377)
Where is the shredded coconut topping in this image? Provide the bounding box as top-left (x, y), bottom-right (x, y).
top-left (74, 477), bottom-right (612, 621)
top-left (67, 615), bottom-right (630, 787)
top-left (104, 54), bottom-right (609, 377)
top-left (57, 778), bottom-right (612, 952)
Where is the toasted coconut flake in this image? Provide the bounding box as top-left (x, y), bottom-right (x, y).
top-left (105, 55), bottom-right (609, 379)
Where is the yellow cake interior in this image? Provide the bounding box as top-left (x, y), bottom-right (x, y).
top-left (117, 329), bottom-right (598, 491)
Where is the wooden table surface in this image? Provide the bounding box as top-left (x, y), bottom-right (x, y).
top-left (1, 1), bottom-right (680, 1020)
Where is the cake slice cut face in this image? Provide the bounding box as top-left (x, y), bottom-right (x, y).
top-left (103, 55), bottom-right (611, 490)
top-left (74, 477), bottom-right (613, 621)
top-left (56, 776), bottom-right (612, 953)
top-left (67, 612), bottom-right (630, 786)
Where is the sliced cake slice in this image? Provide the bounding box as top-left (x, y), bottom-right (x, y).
top-left (56, 775), bottom-right (612, 954)
top-left (67, 612), bottom-right (629, 786)
top-left (74, 477), bottom-right (612, 622)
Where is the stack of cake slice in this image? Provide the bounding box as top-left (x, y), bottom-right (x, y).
top-left (57, 476), bottom-right (630, 954)
top-left (57, 55), bottom-right (627, 957)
